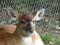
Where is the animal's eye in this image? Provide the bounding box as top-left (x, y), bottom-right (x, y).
top-left (21, 20), bottom-right (26, 24)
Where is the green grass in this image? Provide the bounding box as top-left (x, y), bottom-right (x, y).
top-left (53, 37), bottom-right (60, 45)
top-left (40, 33), bottom-right (60, 45)
top-left (40, 33), bottom-right (52, 44)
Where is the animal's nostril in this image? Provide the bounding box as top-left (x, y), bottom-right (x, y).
top-left (29, 29), bottom-right (33, 33)
top-left (27, 28), bottom-right (33, 33)
top-left (26, 28), bottom-right (33, 33)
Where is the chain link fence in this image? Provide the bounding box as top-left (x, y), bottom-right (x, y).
top-left (0, 0), bottom-right (60, 35)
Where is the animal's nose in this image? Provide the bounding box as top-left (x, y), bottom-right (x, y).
top-left (27, 28), bottom-right (33, 33)
top-left (29, 29), bottom-right (33, 33)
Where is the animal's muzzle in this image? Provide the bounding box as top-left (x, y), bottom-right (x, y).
top-left (26, 22), bottom-right (34, 33)
top-left (27, 28), bottom-right (33, 33)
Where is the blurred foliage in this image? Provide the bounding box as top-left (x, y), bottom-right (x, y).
top-left (40, 33), bottom-right (60, 45)
top-left (54, 37), bottom-right (60, 45)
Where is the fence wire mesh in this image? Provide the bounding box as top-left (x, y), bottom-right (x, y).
top-left (0, 0), bottom-right (59, 13)
top-left (0, 0), bottom-right (60, 34)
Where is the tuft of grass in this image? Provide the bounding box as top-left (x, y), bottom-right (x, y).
top-left (53, 37), bottom-right (60, 45)
top-left (40, 33), bottom-right (52, 44)
top-left (40, 33), bottom-right (60, 45)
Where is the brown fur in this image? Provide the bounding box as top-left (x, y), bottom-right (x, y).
top-left (0, 14), bottom-right (44, 45)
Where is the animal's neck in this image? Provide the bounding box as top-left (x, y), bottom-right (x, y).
top-left (21, 36), bottom-right (32, 45)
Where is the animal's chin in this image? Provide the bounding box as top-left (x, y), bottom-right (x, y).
top-left (27, 32), bottom-right (33, 35)
top-left (25, 33), bottom-right (33, 37)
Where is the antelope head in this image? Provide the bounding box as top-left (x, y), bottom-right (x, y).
top-left (17, 9), bottom-right (45, 37)
top-left (6, 8), bottom-right (45, 37)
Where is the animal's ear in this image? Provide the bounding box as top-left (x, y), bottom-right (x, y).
top-left (7, 8), bottom-right (18, 24)
top-left (33, 9), bottom-right (45, 21)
